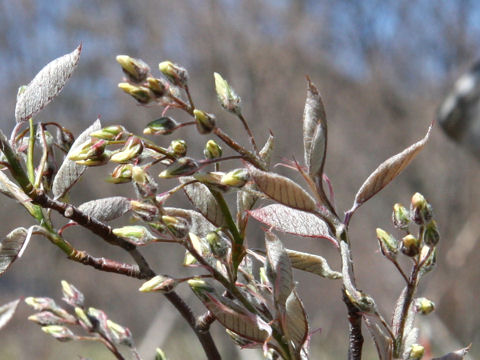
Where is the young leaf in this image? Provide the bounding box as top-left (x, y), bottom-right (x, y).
top-left (0, 299), bottom-right (20, 330)
top-left (432, 345), bottom-right (471, 360)
top-left (285, 290), bottom-right (309, 352)
top-left (303, 78), bottom-right (327, 178)
top-left (77, 196), bottom-right (131, 222)
top-left (364, 317), bottom-right (392, 360)
top-left (348, 124), bottom-right (432, 217)
top-left (15, 45), bottom-right (82, 123)
top-left (181, 178), bottom-right (226, 227)
top-left (248, 204), bottom-right (336, 245)
top-left (52, 119), bottom-right (101, 199)
top-left (0, 227), bottom-right (28, 276)
top-left (163, 207), bottom-right (216, 237)
top-left (285, 249), bottom-right (341, 279)
top-left (0, 170), bottom-right (36, 215)
top-left (247, 165), bottom-right (317, 212)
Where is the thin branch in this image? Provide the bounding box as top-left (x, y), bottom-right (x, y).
top-left (343, 287), bottom-right (364, 360)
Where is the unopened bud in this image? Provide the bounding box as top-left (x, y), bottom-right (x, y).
top-left (139, 275), bottom-right (177, 293)
top-left (424, 220), bottom-right (440, 247)
top-left (214, 72), bottom-right (241, 114)
top-left (392, 203), bottom-right (410, 229)
top-left (118, 83), bottom-right (153, 104)
top-left (116, 55), bottom-right (150, 83)
top-left (158, 157), bottom-right (199, 178)
top-left (90, 125), bottom-right (125, 140)
top-left (132, 166), bottom-right (158, 199)
top-left (86, 307), bottom-right (109, 333)
top-left (25, 297), bottom-right (57, 312)
top-left (144, 117), bottom-right (179, 136)
top-left (110, 136), bottom-right (143, 163)
top-left (108, 164), bottom-right (133, 184)
top-left (28, 311), bottom-right (66, 326)
top-left (410, 193), bottom-right (433, 225)
top-left (74, 153), bottom-right (110, 166)
top-left (420, 246), bottom-right (437, 274)
top-left (188, 279), bottom-right (214, 300)
top-left (206, 232), bottom-right (228, 258)
top-left (68, 140), bottom-right (106, 161)
top-left (159, 61), bottom-right (188, 87)
top-left (131, 200), bottom-right (158, 222)
top-left (407, 344), bottom-right (425, 360)
top-left (162, 215), bottom-right (188, 238)
top-left (259, 267), bottom-right (269, 286)
top-left (193, 109), bottom-right (216, 134)
top-left (41, 325), bottom-right (75, 342)
top-left (220, 168), bottom-right (249, 187)
top-left (107, 319), bottom-right (133, 346)
top-left (376, 228), bottom-right (398, 257)
top-left (61, 280), bottom-right (84, 307)
top-left (204, 140), bottom-right (222, 159)
top-left (401, 234), bottom-right (420, 257)
top-left (155, 348), bottom-right (167, 360)
top-left (170, 139), bottom-right (187, 156)
top-left (415, 297), bottom-right (435, 315)
top-left (112, 225), bottom-right (154, 245)
top-left (147, 77), bottom-right (167, 97)
top-left (75, 307), bottom-right (93, 328)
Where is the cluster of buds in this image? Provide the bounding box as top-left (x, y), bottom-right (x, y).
top-left (68, 139), bottom-right (110, 166)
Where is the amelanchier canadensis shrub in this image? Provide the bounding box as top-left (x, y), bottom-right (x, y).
top-left (0, 45), bottom-right (472, 360)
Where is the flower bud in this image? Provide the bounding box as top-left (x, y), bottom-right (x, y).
top-left (107, 319), bottom-right (133, 346)
top-left (158, 157), bottom-right (199, 178)
top-left (118, 82), bottom-right (154, 104)
top-left (41, 325), bottom-right (75, 342)
top-left (401, 234), bottom-right (420, 257)
top-left (170, 139), bottom-right (187, 156)
top-left (132, 166), bottom-right (158, 199)
top-left (193, 109), bottom-right (216, 134)
top-left (110, 136), bottom-right (143, 163)
top-left (61, 280), bottom-right (84, 307)
top-left (204, 140), bottom-right (222, 159)
top-left (188, 279), bottom-right (215, 300)
top-left (74, 153), bottom-right (110, 166)
top-left (68, 140), bottom-right (106, 161)
top-left (112, 225), bottom-right (155, 245)
top-left (28, 311), bottom-right (67, 326)
top-left (214, 72), bottom-right (241, 114)
top-left (25, 297), bottom-right (73, 321)
top-left (259, 267), bottom-right (269, 286)
top-left (376, 228), bottom-right (398, 257)
top-left (116, 55), bottom-right (150, 83)
top-left (90, 125), bottom-right (125, 140)
top-left (108, 164), bottom-right (133, 184)
top-left (415, 297), bottom-right (435, 315)
top-left (407, 344), bottom-right (425, 360)
top-left (162, 215), bottom-right (188, 238)
top-left (144, 117), bottom-right (179, 135)
top-left (220, 168), bottom-right (249, 187)
top-left (392, 203), bottom-right (410, 229)
top-left (131, 200), bottom-right (159, 222)
top-left (155, 348), bottom-right (167, 360)
top-left (424, 220), bottom-right (440, 247)
top-left (147, 77), bottom-right (167, 97)
top-left (86, 307), bottom-right (109, 333)
top-left (75, 307), bottom-right (93, 328)
top-left (420, 246), bottom-right (437, 274)
top-left (410, 193), bottom-right (433, 225)
top-left (159, 61), bottom-right (188, 87)
top-left (139, 275), bottom-right (177, 293)
top-left (206, 231), bottom-right (228, 258)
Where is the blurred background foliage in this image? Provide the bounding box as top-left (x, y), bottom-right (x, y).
top-left (0, 0), bottom-right (479, 359)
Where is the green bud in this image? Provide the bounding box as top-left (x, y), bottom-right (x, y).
top-left (25, 297), bottom-right (57, 312)
top-left (410, 192), bottom-right (433, 225)
top-left (213, 72), bottom-right (241, 114)
top-left (206, 231), bottom-right (228, 258)
top-left (158, 157), bottom-right (199, 178)
top-left (424, 220), bottom-right (440, 247)
top-left (41, 325), bottom-right (75, 342)
top-left (116, 55), bottom-right (150, 83)
top-left (408, 344), bottom-right (425, 360)
top-left (112, 225), bottom-right (154, 245)
top-left (28, 311), bottom-right (66, 326)
top-left (131, 200), bottom-right (158, 222)
top-left (415, 297), bottom-right (435, 315)
top-left (61, 280), bottom-right (84, 307)
top-left (147, 77), bottom-right (167, 97)
top-left (90, 125), bottom-right (125, 140)
top-left (170, 139), bottom-right (187, 156)
top-left (259, 267), bottom-right (269, 286)
top-left (188, 279), bottom-right (215, 300)
top-left (155, 348), bottom-right (168, 360)
top-left (108, 164), bottom-right (133, 184)
top-left (376, 228), bottom-right (398, 257)
top-left (193, 109), bottom-right (216, 134)
top-left (162, 215), bottom-right (188, 238)
top-left (220, 168), bottom-right (249, 187)
top-left (110, 136), bottom-right (143, 163)
top-left (204, 139), bottom-right (222, 159)
top-left (401, 234), bottom-right (420, 257)
top-left (118, 82), bottom-right (154, 104)
top-left (392, 203), bottom-right (410, 229)
top-left (75, 152), bottom-right (110, 166)
top-left (68, 140), bottom-right (106, 161)
top-left (75, 307), bottom-right (93, 328)
top-left (144, 117), bottom-right (179, 135)
top-left (107, 319), bottom-right (133, 346)
top-left (139, 275), bottom-right (177, 293)
top-left (159, 61), bottom-right (188, 87)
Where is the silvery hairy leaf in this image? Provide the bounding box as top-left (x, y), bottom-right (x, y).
top-left (15, 45), bottom-right (82, 123)
top-left (303, 78), bottom-right (327, 178)
top-left (77, 196), bottom-right (131, 222)
top-left (285, 249), bottom-right (341, 279)
top-left (0, 227), bottom-right (28, 276)
top-left (0, 299), bottom-right (20, 331)
top-left (432, 345), bottom-right (471, 360)
top-left (52, 119), bottom-right (101, 199)
top-left (364, 316), bottom-right (392, 360)
top-left (0, 170), bottom-right (36, 215)
top-left (285, 290), bottom-right (309, 353)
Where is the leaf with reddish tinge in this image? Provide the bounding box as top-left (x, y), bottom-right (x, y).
top-left (303, 78), bottom-right (327, 178)
top-left (285, 290), bottom-right (309, 352)
top-left (52, 119), bottom-right (101, 199)
top-left (248, 204), bottom-right (335, 244)
top-left (15, 45), bottom-right (82, 123)
top-left (432, 345), bottom-right (471, 360)
top-left (348, 124), bottom-right (432, 216)
top-left (0, 299), bottom-right (20, 330)
top-left (247, 165), bottom-right (316, 212)
top-left (0, 227), bottom-right (28, 276)
top-left (286, 249), bottom-right (341, 279)
top-left (77, 196), bottom-right (131, 222)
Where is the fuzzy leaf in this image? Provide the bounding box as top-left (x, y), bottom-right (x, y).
top-left (0, 170), bottom-right (36, 214)
top-left (303, 78), bottom-right (327, 177)
top-left (349, 125), bottom-right (432, 215)
top-left (432, 345), bottom-right (471, 360)
top-left (286, 249), bottom-right (341, 279)
top-left (15, 45), bottom-right (82, 123)
top-left (247, 165), bottom-right (316, 212)
top-left (52, 119), bottom-right (101, 199)
top-left (181, 178), bottom-right (226, 227)
top-left (285, 290), bottom-right (309, 352)
top-left (0, 299), bottom-right (20, 330)
top-left (0, 227), bottom-right (28, 276)
top-left (392, 287), bottom-right (408, 336)
top-left (259, 133), bottom-right (275, 169)
top-left (265, 232), bottom-right (294, 308)
top-left (364, 317), bottom-right (392, 360)
top-left (249, 204), bottom-right (335, 244)
top-left (77, 196), bottom-right (131, 222)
